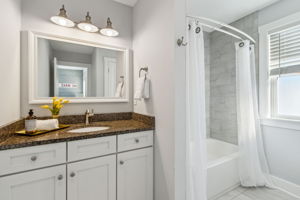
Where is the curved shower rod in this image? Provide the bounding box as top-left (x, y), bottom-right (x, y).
top-left (187, 15), bottom-right (256, 44)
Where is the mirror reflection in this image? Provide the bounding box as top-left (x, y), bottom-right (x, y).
top-left (37, 38), bottom-right (125, 98)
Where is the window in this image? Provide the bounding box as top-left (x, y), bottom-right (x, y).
top-left (269, 24), bottom-right (300, 118)
top-left (259, 12), bottom-right (300, 120)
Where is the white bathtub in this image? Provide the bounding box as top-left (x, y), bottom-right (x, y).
top-left (207, 138), bottom-right (240, 199)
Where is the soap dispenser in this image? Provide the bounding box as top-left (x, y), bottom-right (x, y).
top-left (25, 109), bottom-right (37, 134)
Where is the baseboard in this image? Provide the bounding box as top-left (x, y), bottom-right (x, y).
top-left (271, 175), bottom-right (300, 199)
top-left (209, 183), bottom-right (240, 200)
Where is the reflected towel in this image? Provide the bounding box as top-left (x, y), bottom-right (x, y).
top-left (115, 82), bottom-right (124, 97)
top-left (36, 119), bottom-right (59, 130)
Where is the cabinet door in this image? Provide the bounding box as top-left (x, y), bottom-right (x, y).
top-left (117, 148), bottom-right (153, 200)
top-left (67, 155), bottom-right (116, 200)
top-left (0, 165), bottom-right (66, 200)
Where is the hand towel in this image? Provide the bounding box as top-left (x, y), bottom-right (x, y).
top-left (143, 78), bottom-right (150, 99)
top-left (134, 77), bottom-right (145, 100)
top-left (36, 119), bottom-right (59, 130)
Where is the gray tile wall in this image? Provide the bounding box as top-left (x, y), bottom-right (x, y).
top-left (204, 32), bottom-right (211, 137)
top-left (209, 12), bottom-right (259, 144)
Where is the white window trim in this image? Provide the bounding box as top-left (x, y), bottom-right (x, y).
top-left (259, 11), bottom-right (300, 123)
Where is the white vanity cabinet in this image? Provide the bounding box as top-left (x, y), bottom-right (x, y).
top-left (0, 131), bottom-right (153, 200)
top-left (0, 165), bottom-right (66, 200)
top-left (67, 155), bottom-right (116, 200)
top-left (117, 148), bottom-right (153, 200)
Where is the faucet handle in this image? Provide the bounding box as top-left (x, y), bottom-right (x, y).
top-left (85, 109), bottom-right (90, 114)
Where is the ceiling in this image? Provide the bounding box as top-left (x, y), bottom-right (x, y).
top-left (113, 0), bottom-right (138, 7)
top-left (188, 0), bottom-right (280, 24)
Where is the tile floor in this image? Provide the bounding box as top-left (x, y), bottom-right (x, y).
top-left (215, 186), bottom-right (300, 200)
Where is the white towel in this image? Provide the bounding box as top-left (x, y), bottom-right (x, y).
top-left (134, 77), bottom-right (145, 100)
top-left (115, 82), bottom-right (124, 97)
top-left (134, 77), bottom-right (150, 100)
top-left (36, 119), bottom-right (59, 130)
top-left (143, 78), bottom-right (150, 99)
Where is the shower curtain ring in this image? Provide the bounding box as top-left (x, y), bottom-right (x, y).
top-left (177, 36), bottom-right (188, 47)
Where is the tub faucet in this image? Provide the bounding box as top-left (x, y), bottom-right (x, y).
top-left (85, 109), bottom-right (94, 125)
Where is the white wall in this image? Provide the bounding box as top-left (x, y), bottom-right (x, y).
top-left (258, 0), bottom-right (300, 26)
top-left (262, 125), bottom-right (300, 185)
top-left (133, 0), bottom-right (175, 199)
top-left (133, 0), bottom-right (186, 200)
top-left (20, 0), bottom-right (133, 117)
top-left (0, 0), bottom-right (21, 126)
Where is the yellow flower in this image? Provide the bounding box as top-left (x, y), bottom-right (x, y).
top-left (40, 105), bottom-right (50, 109)
top-left (63, 100), bottom-right (70, 104)
top-left (59, 98), bottom-right (63, 102)
top-left (52, 97), bottom-right (57, 101)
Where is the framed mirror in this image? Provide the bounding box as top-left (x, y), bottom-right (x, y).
top-left (26, 31), bottom-right (129, 104)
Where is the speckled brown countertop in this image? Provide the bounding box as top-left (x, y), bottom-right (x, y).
top-left (0, 112), bottom-right (155, 151)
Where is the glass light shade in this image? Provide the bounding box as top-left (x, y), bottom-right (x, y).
top-left (100, 18), bottom-right (119, 37)
top-left (50, 16), bottom-right (75, 27)
top-left (100, 28), bottom-right (119, 37)
top-left (77, 12), bottom-right (99, 33)
top-left (77, 22), bottom-right (99, 33)
top-left (50, 5), bottom-right (75, 28)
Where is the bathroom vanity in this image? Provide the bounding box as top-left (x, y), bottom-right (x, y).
top-left (0, 113), bottom-right (154, 200)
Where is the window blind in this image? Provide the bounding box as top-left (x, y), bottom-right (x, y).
top-left (269, 24), bottom-right (300, 76)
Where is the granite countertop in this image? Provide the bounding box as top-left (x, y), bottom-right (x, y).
top-left (0, 113), bottom-right (155, 151)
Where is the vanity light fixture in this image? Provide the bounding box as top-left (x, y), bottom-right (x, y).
top-left (50, 6), bottom-right (119, 37)
top-left (100, 18), bottom-right (119, 37)
top-left (77, 12), bottom-right (99, 33)
top-left (50, 5), bottom-right (75, 28)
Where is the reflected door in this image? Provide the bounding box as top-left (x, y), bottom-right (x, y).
top-left (54, 61), bottom-right (88, 97)
top-left (104, 57), bottom-right (117, 97)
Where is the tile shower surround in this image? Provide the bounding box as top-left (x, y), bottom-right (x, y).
top-left (208, 12), bottom-right (259, 144)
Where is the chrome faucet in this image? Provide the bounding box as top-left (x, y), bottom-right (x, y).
top-left (85, 109), bottom-right (94, 125)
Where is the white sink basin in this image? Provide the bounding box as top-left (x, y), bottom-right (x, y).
top-left (68, 127), bottom-right (110, 133)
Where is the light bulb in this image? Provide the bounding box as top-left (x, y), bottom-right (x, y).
top-left (100, 28), bottom-right (119, 37)
top-left (77, 22), bottom-right (99, 33)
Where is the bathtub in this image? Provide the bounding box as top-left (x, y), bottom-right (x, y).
top-left (207, 138), bottom-right (240, 199)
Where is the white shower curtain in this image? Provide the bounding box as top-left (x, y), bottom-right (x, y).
top-left (235, 40), bottom-right (272, 187)
top-left (186, 20), bottom-right (207, 200)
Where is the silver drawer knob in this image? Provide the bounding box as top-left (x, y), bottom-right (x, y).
top-left (70, 172), bottom-right (76, 178)
top-left (57, 174), bottom-right (63, 180)
top-left (135, 138), bottom-right (140, 143)
top-left (31, 155), bottom-right (37, 162)
top-left (120, 160), bottom-right (124, 165)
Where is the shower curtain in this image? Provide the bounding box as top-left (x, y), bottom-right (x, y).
top-left (235, 40), bottom-right (272, 187)
top-left (186, 20), bottom-right (207, 200)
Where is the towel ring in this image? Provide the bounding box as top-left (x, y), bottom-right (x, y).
top-left (139, 67), bottom-right (148, 78)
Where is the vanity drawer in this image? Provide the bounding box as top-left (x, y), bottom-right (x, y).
top-left (68, 136), bottom-right (116, 162)
top-left (0, 143), bottom-right (66, 176)
top-left (118, 131), bottom-right (153, 152)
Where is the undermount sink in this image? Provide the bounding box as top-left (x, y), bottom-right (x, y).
top-left (68, 127), bottom-right (110, 133)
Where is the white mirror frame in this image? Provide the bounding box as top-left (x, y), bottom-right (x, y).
top-left (26, 31), bottom-right (130, 104)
